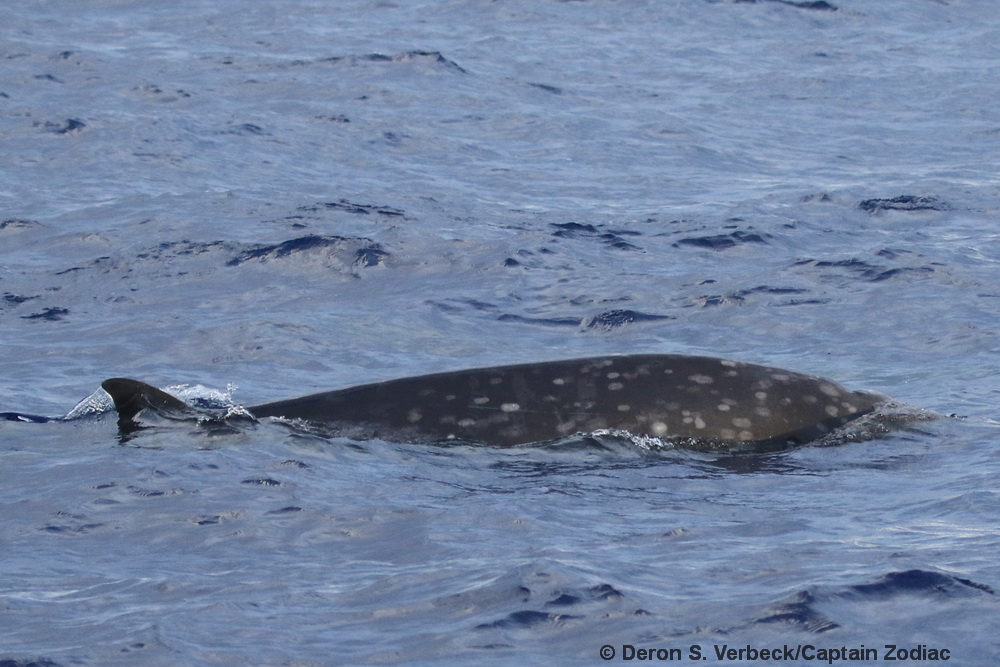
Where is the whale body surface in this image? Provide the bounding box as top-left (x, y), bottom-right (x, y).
top-left (101, 354), bottom-right (884, 448)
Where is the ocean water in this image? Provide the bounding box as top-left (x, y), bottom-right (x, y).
top-left (2, 0), bottom-right (1000, 664)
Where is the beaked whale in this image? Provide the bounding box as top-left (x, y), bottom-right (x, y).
top-left (99, 354), bottom-right (884, 448)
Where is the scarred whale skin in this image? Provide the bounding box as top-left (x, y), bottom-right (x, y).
top-left (100, 354), bottom-right (884, 448)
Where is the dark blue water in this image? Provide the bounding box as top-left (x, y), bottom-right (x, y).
top-left (3, 0), bottom-right (999, 664)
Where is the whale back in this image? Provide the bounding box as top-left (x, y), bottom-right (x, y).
top-left (246, 355), bottom-right (882, 447)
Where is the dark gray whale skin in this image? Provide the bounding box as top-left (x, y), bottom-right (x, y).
top-left (100, 354), bottom-right (884, 448)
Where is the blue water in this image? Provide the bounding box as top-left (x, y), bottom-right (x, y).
top-left (2, 0), bottom-right (1000, 664)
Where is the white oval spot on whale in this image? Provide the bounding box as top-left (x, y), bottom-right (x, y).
top-left (717, 403), bottom-right (731, 412)
top-left (501, 402), bottom-right (520, 412)
top-left (819, 382), bottom-right (842, 397)
top-left (552, 378), bottom-right (566, 386)
top-left (732, 417), bottom-right (752, 429)
top-left (607, 371), bottom-right (621, 379)
top-left (608, 382), bottom-right (624, 391)
top-left (694, 416), bottom-right (706, 429)
top-left (407, 409), bottom-right (423, 423)
top-left (473, 396), bottom-right (490, 405)
top-left (755, 391), bottom-right (768, 401)
top-left (458, 418), bottom-right (476, 428)
top-left (617, 404), bottom-right (630, 412)
top-left (652, 421), bottom-right (668, 436)
top-left (825, 405), bottom-right (840, 417)
top-left (688, 374), bottom-right (714, 385)
top-left (720, 359), bottom-right (738, 367)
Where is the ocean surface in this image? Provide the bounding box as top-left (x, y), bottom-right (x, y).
top-left (2, 0), bottom-right (999, 664)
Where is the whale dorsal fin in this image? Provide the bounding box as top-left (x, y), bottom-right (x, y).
top-left (101, 378), bottom-right (193, 422)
